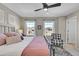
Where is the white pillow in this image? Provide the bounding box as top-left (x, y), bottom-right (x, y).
top-left (6, 36), bottom-right (22, 45)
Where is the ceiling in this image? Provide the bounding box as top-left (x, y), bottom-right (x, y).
top-left (3, 3), bottom-right (79, 17)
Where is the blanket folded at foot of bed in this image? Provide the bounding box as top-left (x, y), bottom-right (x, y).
top-left (21, 36), bottom-right (49, 56)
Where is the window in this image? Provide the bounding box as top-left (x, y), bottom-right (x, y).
top-left (26, 21), bottom-right (35, 36)
top-left (44, 21), bottom-right (55, 36)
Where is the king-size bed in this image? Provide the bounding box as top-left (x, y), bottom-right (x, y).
top-left (0, 24), bottom-right (49, 56)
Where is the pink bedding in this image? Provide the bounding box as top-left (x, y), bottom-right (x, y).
top-left (21, 36), bottom-right (49, 56)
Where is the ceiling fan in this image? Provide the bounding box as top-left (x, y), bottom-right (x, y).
top-left (34, 3), bottom-right (61, 11)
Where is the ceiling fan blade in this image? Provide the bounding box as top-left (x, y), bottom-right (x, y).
top-left (48, 3), bottom-right (61, 8)
top-left (42, 3), bottom-right (48, 8)
top-left (34, 8), bottom-right (43, 11)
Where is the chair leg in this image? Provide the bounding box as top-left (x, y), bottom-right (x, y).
top-left (50, 46), bottom-right (52, 56)
top-left (53, 49), bottom-right (55, 56)
top-left (49, 45), bottom-right (56, 56)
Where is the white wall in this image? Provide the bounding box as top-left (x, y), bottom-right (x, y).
top-left (35, 18), bottom-right (43, 36)
top-left (58, 17), bottom-right (66, 42)
top-left (20, 16), bottom-right (66, 40)
top-left (21, 17), bottom-right (58, 36)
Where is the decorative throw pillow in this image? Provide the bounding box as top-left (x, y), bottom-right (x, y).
top-left (0, 34), bottom-right (7, 46)
top-left (6, 36), bottom-right (22, 45)
top-left (4, 32), bottom-right (19, 37)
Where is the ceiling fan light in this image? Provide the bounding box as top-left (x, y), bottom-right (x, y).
top-left (44, 8), bottom-right (48, 11)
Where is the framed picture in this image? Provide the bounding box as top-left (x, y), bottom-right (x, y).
top-left (38, 25), bottom-right (41, 30)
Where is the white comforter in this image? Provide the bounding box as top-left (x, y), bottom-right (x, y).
top-left (0, 37), bottom-right (33, 56)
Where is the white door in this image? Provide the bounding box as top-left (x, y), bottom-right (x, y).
top-left (66, 16), bottom-right (77, 45)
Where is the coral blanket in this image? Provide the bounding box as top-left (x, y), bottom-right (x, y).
top-left (21, 36), bottom-right (49, 56)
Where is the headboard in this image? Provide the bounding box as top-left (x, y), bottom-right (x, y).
top-left (0, 24), bottom-right (15, 33)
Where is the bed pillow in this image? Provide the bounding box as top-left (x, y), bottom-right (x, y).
top-left (4, 32), bottom-right (24, 40)
top-left (4, 32), bottom-right (18, 37)
top-left (6, 36), bottom-right (22, 45)
top-left (0, 34), bottom-right (7, 46)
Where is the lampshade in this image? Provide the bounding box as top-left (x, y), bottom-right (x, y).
top-left (18, 29), bottom-right (23, 33)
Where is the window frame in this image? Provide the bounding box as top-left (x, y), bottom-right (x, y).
top-left (25, 20), bottom-right (36, 36)
top-left (43, 20), bottom-right (56, 36)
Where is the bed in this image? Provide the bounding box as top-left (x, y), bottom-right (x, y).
top-left (0, 24), bottom-right (49, 56)
top-left (0, 37), bottom-right (33, 56)
top-left (0, 36), bottom-right (49, 56)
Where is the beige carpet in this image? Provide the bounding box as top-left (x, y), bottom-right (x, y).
top-left (63, 43), bottom-right (79, 56)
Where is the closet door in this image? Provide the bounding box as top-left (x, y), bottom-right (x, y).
top-left (66, 16), bottom-right (77, 45)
